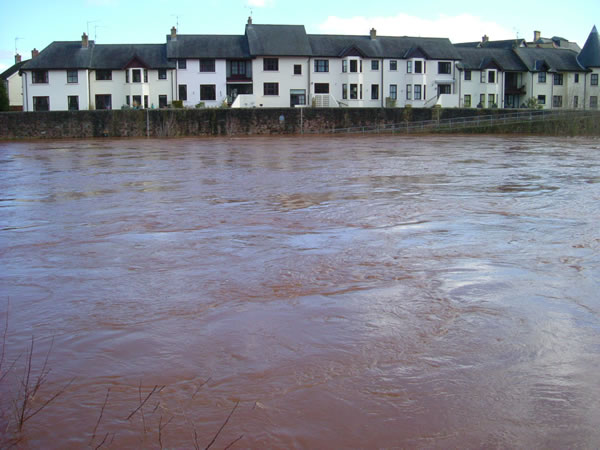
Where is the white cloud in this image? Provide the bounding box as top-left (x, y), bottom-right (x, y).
top-left (317, 13), bottom-right (516, 44)
top-left (246, 0), bottom-right (274, 7)
top-left (0, 63), bottom-right (8, 72)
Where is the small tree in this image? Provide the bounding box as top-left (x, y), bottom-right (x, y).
top-left (524, 97), bottom-right (543, 110)
top-left (0, 81), bottom-right (9, 111)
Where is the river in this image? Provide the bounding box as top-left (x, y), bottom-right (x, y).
top-left (1, 135), bottom-right (599, 448)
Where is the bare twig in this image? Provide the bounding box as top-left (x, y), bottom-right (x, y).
top-left (17, 336), bottom-right (35, 431)
top-left (191, 377), bottom-right (212, 400)
top-left (90, 387), bottom-right (111, 445)
top-left (193, 429), bottom-right (200, 450)
top-left (223, 434), bottom-right (244, 450)
top-left (126, 384), bottom-right (165, 420)
top-left (158, 414), bottom-right (173, 449)
top-left (0, 298), bottom-right (9, 376)
top-left (205, 401), bottom-right (240, 450)
top-left (138, 381), bottom-right (146, 433)
top-left (23, 377), bottom-right (75, 424)
top-left (94, 432), bottom-right (110, 450)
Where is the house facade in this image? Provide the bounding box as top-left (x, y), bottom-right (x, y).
top-left (1, 55), bottom-right (28, 110)
top-left (17, 23), bottom-right (600, 111)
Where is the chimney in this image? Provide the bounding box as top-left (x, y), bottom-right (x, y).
top-left (482, 35), bottom-right (489, 43)
top-left (15, 53), bottom-right (22, 64)
top-left (82, 32), bottom-right (89, 48)
top-left (170, 26), bottom-right (177, 40)
top-left (247, 16), bottom-right (252, 25)
top-left (370, 28), bottom-right (377, 40)
top-left (534, 30), bottom-right (541, 41)
top-left (31, 48), bottom-right (39, 59)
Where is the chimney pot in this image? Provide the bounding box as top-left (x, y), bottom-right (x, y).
top-left (170, 26), bottom-right (177, 40)
top-left (31, 48), bottom-right (39, 59)
top-left (534, 30), bottom-right (541, 41)
top-left (15, 53), bottom-right (22, 64)
top-left (370, 28), bottom-right (377, 40)
top-left (82, 33), bottom-right (89, 48)
top-left (482, 35), bottom-right (489, 43)
top-left (247, 16), bottom-right (252, 25)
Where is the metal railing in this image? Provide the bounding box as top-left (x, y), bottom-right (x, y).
top-left (303, 109), bottom-right (598, 135)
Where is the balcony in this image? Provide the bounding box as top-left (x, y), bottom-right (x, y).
top-left (226, 74), bottom-right (252, 83)
top-left (505, 85), bottom-right (526, 95)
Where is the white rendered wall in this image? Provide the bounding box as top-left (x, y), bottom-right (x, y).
top-left (176, 59), bottom-right (227, 107)
top-left (24, 69), bottom-right (89, 111)
top-left (8, 72), bottom-right (23, 108)
top-left (252, 57), bottom-right (310, 107)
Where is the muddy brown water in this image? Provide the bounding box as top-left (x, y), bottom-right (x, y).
top-left (1, 135), bottom-right (599, 448)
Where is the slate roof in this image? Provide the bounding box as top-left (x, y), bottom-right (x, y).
top-left (245, 24), bottom-right (312, 56)
top-left (309, 34), bottom-right (461, 60)
top-left (167, 35), bottom-right (250, 59)
top-left (21, 42), bottom-right (174, 70)
top-left (455, 39), bottom-right (525, 49)
top-left (455, 48), bottom-right (527, 71)
top-left (1, 60), bottom-right (29, 79)
top-left (514, 47), bottom-right (586, 72)
top-left (577, 25), bottom-right (600, 68)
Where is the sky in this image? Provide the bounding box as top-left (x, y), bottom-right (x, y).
top-left (1, 0), bottom-right (599, 72)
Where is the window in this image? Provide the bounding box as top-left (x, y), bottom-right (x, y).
top-left (592, 74), bottom-right (599, 86)
top-left (371, 84), bottom-right (379, 100)
top-left (132, 69), bottom-right (142, 83)
top-left (538, 72), bottom-right (546, 83)
top-left (371, 60), bottom-right (379, 70)
top-left (390, 60), bottom-right (397, 71)
top-left (488, 94), bottom-right (496, 106)
top-left (406, 84), bottom-right (412, 100)
top-left (553, 95), bottom-right (563, 107)
top-left (360, 61), bottom-right (363, 73)
top-left (95, 94), bottom-right (111, 110)
top-left (439, 84), bottom-right (451, 95)
top-left (591, 96), bottom-right (598, 109)
top-left (574, 96), bottom-right (578, 108)
top-left (407, 61), bottom-right (412, 73)
top-left (177, 59), bottom-right (186, 69)
top-left (294, 64), bottom-right (302, 75)
top-left (144, 95), bottom-right (148, 108)
top-left (126, 71), bottom-right (129, 83)
top-left (342, 84), bottom-right (347, 99)
top-left (230, 61), bottom-right (247, 76)
top-left (126, 96), bottom-right (130, 106)
top-left (159, 69), bottom-right (167, 80)
top-left (438, 62), bottom-right (451, 74)
top-left (538, 95), bottom-right (546, 105)
top-left (553, 74), bottom-right (563, 85)
top-left (350, 84), bottom-right (358, 99)
top-left (33, 96), bottom-right (49, 111)
top-left (360, 83), bottom-right (363, 99)
top-left (574, 73), bottom-right (579, 83)
top-left (200, 84), bottom-right (216, 101)
top-left (314, 60), bottom-right (329, 72)
top-left (96, 70), bottom-right (112, 81)
top-left (480, 71), bottom-right (486, 83)
top-left (414, 61), bottom-right (423, 74)
top-left (314, 83), bottom-right (329, 94)
top-left (342, 60), bottom-right (348, 73)
top-left (132, 95), bottom-right (142, 108)
top-left (488, 71), bottom-right (496, 83)
top-left (200, 59), bottom-right (216, 72)
top-left (159, 95), bottom-right (168, 108)
top-left (414, 84), bottom-right (422, 100)
top-left (32, 70), bottom-right (48, 83)
top-left (350, 60), bottom-right (358, 73)
top-left (179, 84), bottom-right (187, 101)
top-left (464, 94), bottom-right (471, 107)
top-left (264, 82), bottom-right (279, 95)
top-left (389, 84), bottom-right (397, 100)
top-left (68, 95), bottom-right (79, 111)
top-left (464, 70), bottom-right (471, 81)
top-left (479, 94), bottom-right (485, 107)
top-left (67, 70), bottom-right (78, 83)
top-left (263, 58), bottom-right (278, 71)
top-left (144, 70), bottom-right (148, 83)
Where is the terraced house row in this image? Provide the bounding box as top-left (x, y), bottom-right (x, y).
top-left (4, 19), bottom-right (600, 111)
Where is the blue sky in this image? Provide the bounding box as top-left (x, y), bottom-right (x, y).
top-left (1, 0), bottom-right (598, 71)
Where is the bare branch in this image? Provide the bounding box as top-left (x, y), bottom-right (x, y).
top-left (94, 432), bottom-right (110, 450)
top-left (223, 434), bottom-right (244, 450)
top-left (90, 387), bottom-right (111, 445)
top-left (191, 377), bottom-right (212, 400)
top-left (158, 415), bottom-right (173, 449)
top-left (205, 401), bottom-right (240, 450)
top-left (0, 298), bottom-right (9, 375)
top-left (125, 385), bottom-right (165, 421)
top-left (138, 380), bottom-right (146, 433)
top-left (23, 377), bottom-right (75, 424)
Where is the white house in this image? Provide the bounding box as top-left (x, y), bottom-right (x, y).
top-left (1, 55), bottom-right (29, 110)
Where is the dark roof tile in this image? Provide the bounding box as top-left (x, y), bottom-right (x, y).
top-left (577, 25), bottom-right (600, 68)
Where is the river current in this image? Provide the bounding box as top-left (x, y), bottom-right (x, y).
top-left (1, 135), bottom-right (599, 448)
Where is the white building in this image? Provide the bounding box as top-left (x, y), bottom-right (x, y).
top-left (1, 55), bottom-right (29, 110)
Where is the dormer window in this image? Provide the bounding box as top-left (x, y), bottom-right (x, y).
top-left (538, 72), bottom-right (546, 83)
top-left (488, 70), bottom-right (496, 83)
top-left (414, 61), bottom-right (423, 74)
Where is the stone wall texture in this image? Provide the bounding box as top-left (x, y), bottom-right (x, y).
top-left (1, 108), bottom-right (599, 139)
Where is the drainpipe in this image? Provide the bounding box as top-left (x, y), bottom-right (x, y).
top-left (551, 74), bottom-right (554, 109)
top-left (307, 57), bottom-right (310, 106)
top-left (583, 73), bottom-right (587, 110)
top-left (381, 58), bottom-right (384, 107)
top-left (23, 72), bottom-right (28, 111)
top-left (87, 70), bottom-right (91, 109)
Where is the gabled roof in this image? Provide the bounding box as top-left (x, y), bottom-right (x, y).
top-left (577, 25), bottom-right (600, 68)
top-left (514, 47), bottom-right (586, 72)
top-left (1, 60), bottom-right (29, 79)
top-left (167, 35), bottom-right (250, 59)
top-left (21, 41), bottom-right (174, 70)
top-left (455, 39), bottom-right (525, 49)
top-left (21, 41), bottom-right (94, 69)
top-left (455, 47), bottom-right (527, 71)
top-left (308, 34), bottom-right (461, 60)
top-left (246, 24), bottom-right (312, 56)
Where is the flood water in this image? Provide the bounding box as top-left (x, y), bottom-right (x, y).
top-left (1, 135), bottom-right (600, 448)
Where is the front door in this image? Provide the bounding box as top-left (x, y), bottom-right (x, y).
top-left (438, 84), bottom-right (451, 97)
top-left (290, 89), bottom-right (306, 107)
